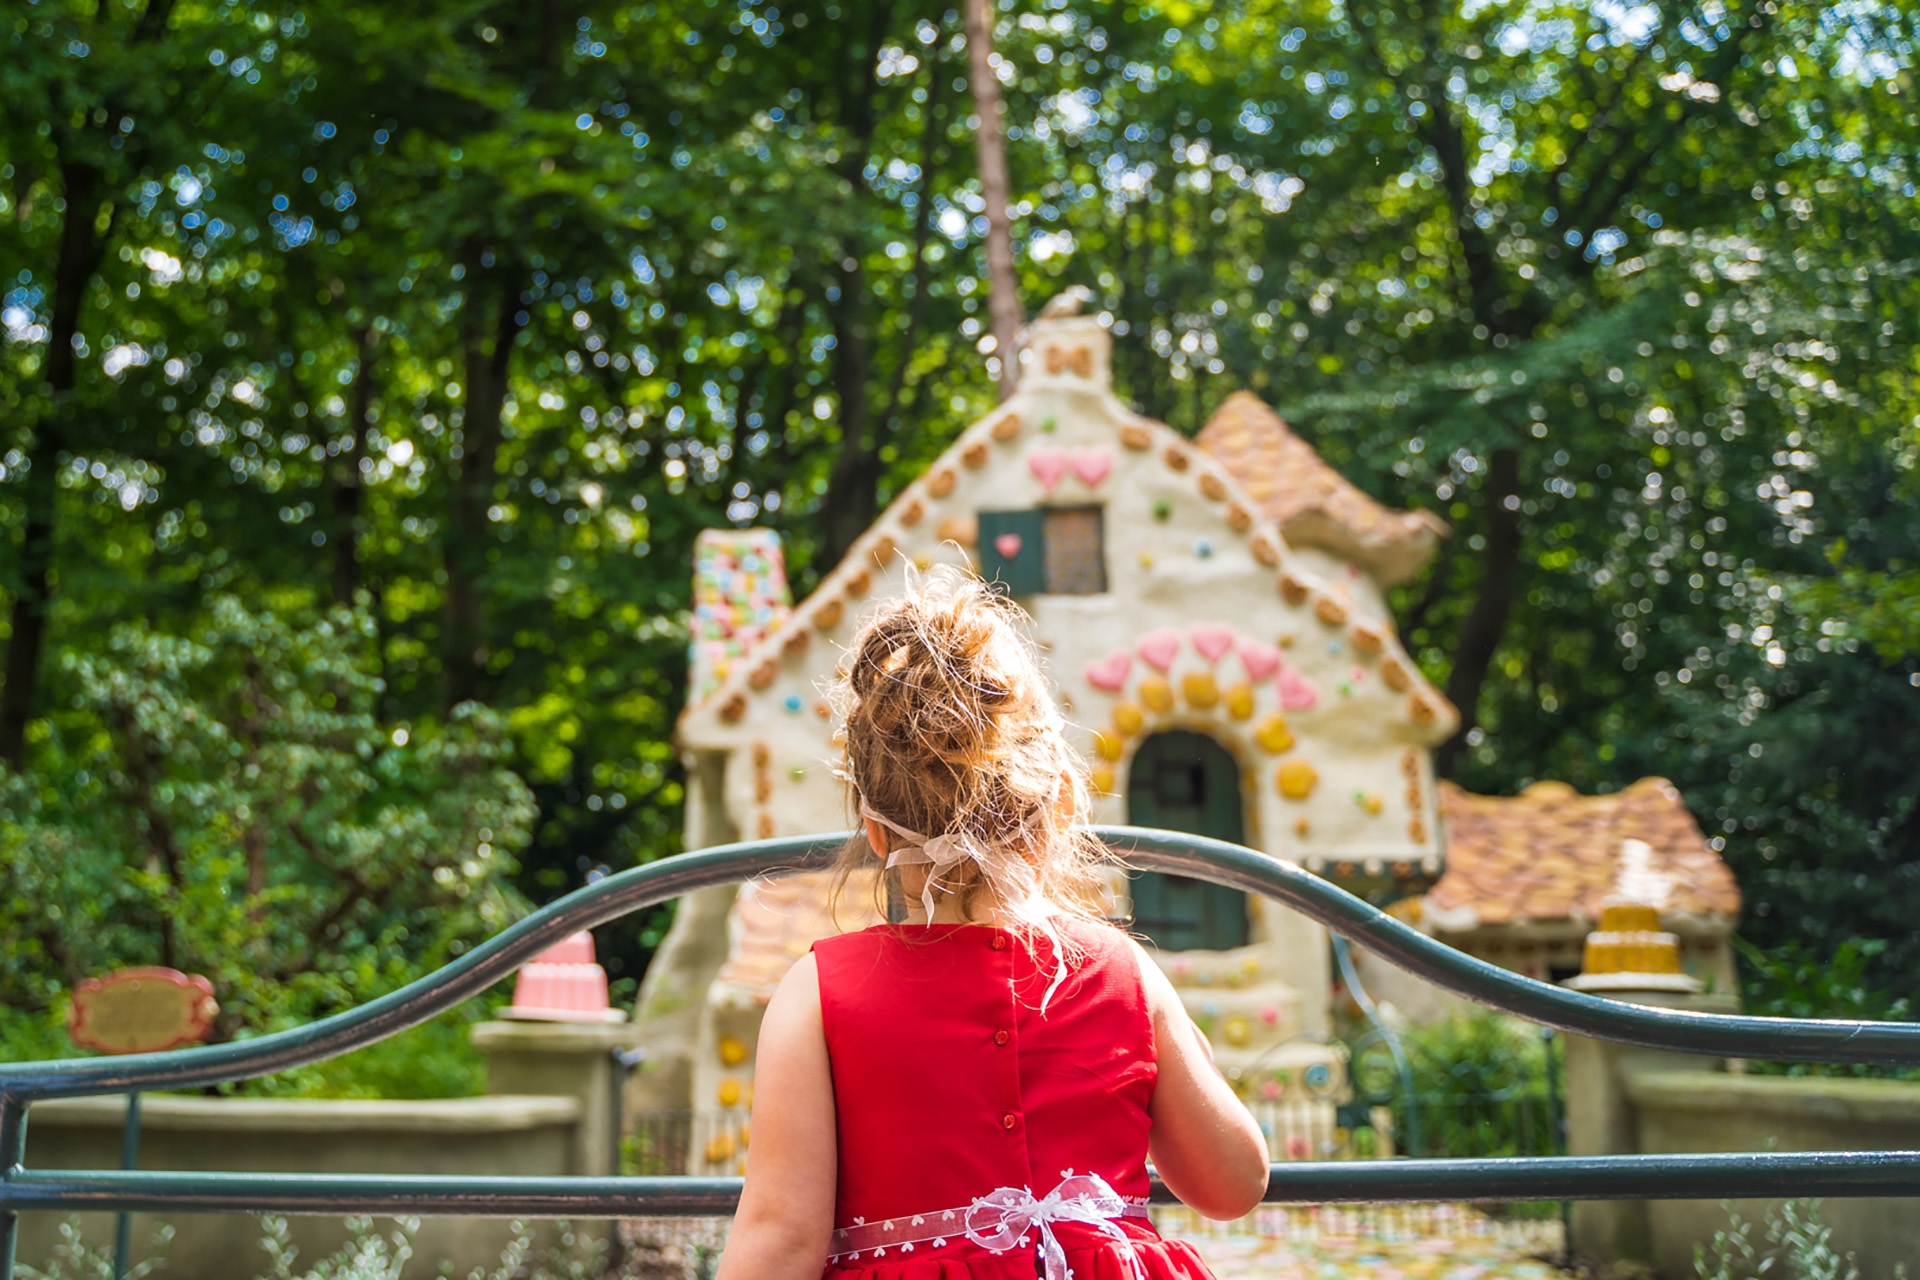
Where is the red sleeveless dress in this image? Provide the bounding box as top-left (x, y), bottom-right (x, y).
top-left (811, 918), bottom-right (1218, 1280)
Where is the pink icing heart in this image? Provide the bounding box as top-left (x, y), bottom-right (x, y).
top-left (993, 532), bottom-right (1023, 559)
top-left (1190, 623), bottom-right (1235, 664)
top-left (1069, 446), bottom-right (1113, 488)
top-left (1027, 447), bottom-right (1069, 493)
top-left (1278, 667), bottom-right (1320, 711)
top-left (1084, 651), bottom-right (1133, 691)
top-left (1137, 629), bottom-right (1182, 672)
top-left (1238, 640), bottom-right (1282, 683)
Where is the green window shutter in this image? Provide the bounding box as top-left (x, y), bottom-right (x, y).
top-left (977, 508), bottom-right (1046, 596)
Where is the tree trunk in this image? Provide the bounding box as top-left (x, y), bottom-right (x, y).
top-left (0, 158), bottom-right (107, 767)
top-left (1436, 447), bottom-right (1521, 776)
top-left (964, 0), bottom-right (1021, 399)
top-left (820, 258), bottom-right (879, 566)
top-left (332, 326), bottom-right (377, 607)
top-left (442, 270), bottom-right (522, 710)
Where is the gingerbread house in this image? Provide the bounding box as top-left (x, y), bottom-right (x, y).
top-left (630, 306), bottom-right (1463, 1168)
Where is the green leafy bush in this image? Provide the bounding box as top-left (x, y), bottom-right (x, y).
top-left (1389, 1011), bottom-right (1562, 1161)
top-left (0, 599), bottom-right (535, 1096)
top-left (1734, 937), bottom-right (1920, 1080)
top-left (1693, 1198), bottom-right (1904, 1280)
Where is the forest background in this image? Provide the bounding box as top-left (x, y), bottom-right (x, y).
top-left (3, 0), bottom-right (1917, 1090)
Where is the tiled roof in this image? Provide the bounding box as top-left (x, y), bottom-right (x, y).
top-left (1426, 778), bottom-right (1741, 930)
top-left (1196, 392), bottom-right (1449, 587)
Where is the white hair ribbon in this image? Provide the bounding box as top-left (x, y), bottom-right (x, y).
top-left (858, 796), bottom-right (1072, 1012)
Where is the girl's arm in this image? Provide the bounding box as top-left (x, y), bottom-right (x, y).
top-left (714, 953), bottom-right (837, 1280)
top-left (1133, 939), bottom-right (1271, 1220)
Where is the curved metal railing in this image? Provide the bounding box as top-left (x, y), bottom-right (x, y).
top-left (4, 826), bottom-right (1920, 1272)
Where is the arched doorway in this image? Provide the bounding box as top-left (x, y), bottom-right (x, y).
top-left (1125, 730), bottom-right (1250, 951)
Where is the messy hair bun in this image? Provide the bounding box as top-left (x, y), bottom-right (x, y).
top-left (830, 567), bottom-right (1111, 932)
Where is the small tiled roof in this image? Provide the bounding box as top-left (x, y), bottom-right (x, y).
top-left (1426, 778), bottom-right (1741, 930)
top-left (1196, 392), bottom-right (1449, 587)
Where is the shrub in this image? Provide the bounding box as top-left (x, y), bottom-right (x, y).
top-left (0, 598), bottom-right (535, 1097)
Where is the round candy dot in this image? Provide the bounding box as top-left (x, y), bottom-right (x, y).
top-left (1193, 538), bottom-right (1213, 558)
top-left (1151, 499), bottom-right (1173, 522)
top-left (782, 694), bottom-right (803, 713)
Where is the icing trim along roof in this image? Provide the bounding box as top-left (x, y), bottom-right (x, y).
top-left (1196, 392), bottom-right (1449, 588)
top-left (1424, 778), bottom-right (1741, 933)
top-left (678, 314), bottom-right (1459, 743)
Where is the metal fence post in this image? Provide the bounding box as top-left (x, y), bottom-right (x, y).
top-left (112, 1092), bottom-right (142, 1280)
top-left (1, 1092), bottom-right (27, 1280)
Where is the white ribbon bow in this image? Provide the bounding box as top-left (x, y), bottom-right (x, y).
top-left (962, 1174), bottom-right (1147, 1280)
top-left (860, 798), bottom-right (992, 921)
top-left (858, 796), bottom-right (1073, 1011)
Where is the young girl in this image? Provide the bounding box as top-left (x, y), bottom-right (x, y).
top-left (717, 573), bottom-right (1269, 1280)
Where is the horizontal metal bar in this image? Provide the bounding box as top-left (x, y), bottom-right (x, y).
top-left (10, 1152), bottom-right (1920, 1218)
top-left (5, 826), bottom-right (1919, 1102)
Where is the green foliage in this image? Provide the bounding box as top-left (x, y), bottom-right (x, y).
top-left (1389, 1013), bottom-right (1561, 1161)
top-left (14, 1220), bottom-right (172, 1280)
top-left (19, 1216), bottom-right (609, 1280)
top-left (2, 0), bottom-right (1917, 1001)
top-left (1732, 937), bottom-right (1920, 1080)
top-left (0, 598), bottom-right (533, 1081)
top-left (1693, 1199), bottom-right (1901, 1280)
top-left (258, 1216), bottom-right (417, 1280)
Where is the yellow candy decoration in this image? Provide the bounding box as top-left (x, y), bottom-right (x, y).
top-left (1140, 677), bottom-right (1175, 713)
top-left (1255, 714), bottom-right (1295, 754)
top-left (1113, 702), bottom-right (1145, 735)
top-left (717, 1077), bottom-right (743, 1108)
top-left (1226, 683), bottom-right (1256, 720)
top-left (1089, 765), bottom-right (1116, 795)
top-left (1092, 729), bottom-right (1125, 761)
top-left (1223, 1016), bottom-right (1253, 1047)
top-left (718, 1035), bottom-right (748, 1067)
top-left (705, 1132), bottom-right (736, 1164)
top-left (1182, 672), bottom-right (1219, 709)
top-left (1277, 760), bottom-right (1319, 800)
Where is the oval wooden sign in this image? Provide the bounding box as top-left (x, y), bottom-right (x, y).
top-left (69, 967), bottom-right (218, 1056)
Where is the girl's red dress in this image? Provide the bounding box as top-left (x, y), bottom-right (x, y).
top-left (811, 917), bottom-right (1219, 1279)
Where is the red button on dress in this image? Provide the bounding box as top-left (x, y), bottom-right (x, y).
top-left (990, 934), bottom-right (1008, 951)
top-left (1001, 1112), bottom-right (1017, 1130)
top-left (994, 1028), bottom-right (1010, 1046)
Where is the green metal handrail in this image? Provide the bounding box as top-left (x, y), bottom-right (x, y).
top-left (5, 826), bottom-right (1920, 1277)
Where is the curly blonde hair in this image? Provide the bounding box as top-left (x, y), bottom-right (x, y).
top-left (829, 568), bottom-right (1112, 934)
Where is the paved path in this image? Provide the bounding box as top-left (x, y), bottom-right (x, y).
top-left (1156, 1206), bottom-right (1571, 1280)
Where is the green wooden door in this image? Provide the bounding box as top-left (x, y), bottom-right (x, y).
top-left (1125, 730), bottom-right (1250, 951)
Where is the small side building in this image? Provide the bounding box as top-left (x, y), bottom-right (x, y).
top-left (1355, 778), bottom-right (1743, 1023)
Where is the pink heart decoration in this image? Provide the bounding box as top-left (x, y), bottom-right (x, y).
top-left (1238, 640), bottom-right (1282, 683)
top-left (1137, 629), bottom-right (1182, 672)
top-left (1027, 446), bottom-right (1069, 493)
top-left (1190, 623), bottom-right (1235, 664)
top-left (1084, 651), bottom-right (1133, 691)
top-left (1278, 667), bottom-right (1320, 712)
top-left (993, 532), bottom-right (1024, 559)
top-left (1350, 665), bottom-right (1367, 684)
top-left (1069, 446), bottom-right (1113, 488)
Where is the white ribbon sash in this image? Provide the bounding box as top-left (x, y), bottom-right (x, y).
top-left (826, 1173), bottom-right (1150, 1280)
